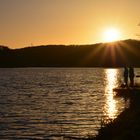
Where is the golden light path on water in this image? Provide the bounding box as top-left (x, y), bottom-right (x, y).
top-left (104, 69), bottom-right (119, 119)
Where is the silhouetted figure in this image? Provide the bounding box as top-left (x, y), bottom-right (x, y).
top-left (129, 67), bottom-right (135, 87)
top-left (123, 67), bottom-right (128, 87)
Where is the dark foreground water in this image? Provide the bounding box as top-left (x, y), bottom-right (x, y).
top-left (0, 68), bottom-right (139, 139)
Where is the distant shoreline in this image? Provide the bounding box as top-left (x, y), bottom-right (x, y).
top-left (1, 39), bottom-right (140, 67)
top-left (0, 66), bottom-right (140, 69)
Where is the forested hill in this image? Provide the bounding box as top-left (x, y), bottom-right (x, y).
top-left (0, 39), bottom-right (140, 67)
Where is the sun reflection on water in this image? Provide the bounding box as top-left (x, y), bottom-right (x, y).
top-left (104, 69), bottom-right (119, 119)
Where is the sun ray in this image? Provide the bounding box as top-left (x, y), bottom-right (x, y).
top-left (79, 43), bottom-right (104, 66)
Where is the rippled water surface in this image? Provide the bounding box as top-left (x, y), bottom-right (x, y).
top-left (1, 68), bottom-right (139, 139)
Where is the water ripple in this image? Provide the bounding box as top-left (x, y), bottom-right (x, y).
top-left (0, 68), bottom-right (128, 139)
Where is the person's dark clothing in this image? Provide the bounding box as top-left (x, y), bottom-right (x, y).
top-left (124, 67), bottom-right (128, 86)
top-left (129, 67), bottom-right (134, 87)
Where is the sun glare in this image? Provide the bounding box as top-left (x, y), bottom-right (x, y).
top-left (104, 69), bottom-right (119, 119)
top-left (103, 27), bottom-right (121, 42)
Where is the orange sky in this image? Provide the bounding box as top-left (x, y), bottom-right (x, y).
top-left (0, 0), bottom-right (140, 48)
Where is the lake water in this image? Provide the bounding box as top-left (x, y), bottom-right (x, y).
top-left (0, 68), bottom-right (139, 139)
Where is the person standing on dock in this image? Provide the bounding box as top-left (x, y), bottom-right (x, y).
top-left (129, 67), bottom-right (135, 87)
top-left (123, 67), bottom-right (128, 87)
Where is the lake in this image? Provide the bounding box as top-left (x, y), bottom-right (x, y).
top-left (0, 68), bottom-right (139, 139)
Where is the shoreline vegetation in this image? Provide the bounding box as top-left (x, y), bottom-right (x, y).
top-left (0, 39), bottom-right (140, 67)
top-left (92, 89), bottom-right (140, 140)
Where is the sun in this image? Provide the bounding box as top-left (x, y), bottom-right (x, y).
top-left (103, 27), bottom-right (121, 42)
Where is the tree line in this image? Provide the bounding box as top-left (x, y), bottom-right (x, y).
top-left (0, 39), bottom-right (140, 67)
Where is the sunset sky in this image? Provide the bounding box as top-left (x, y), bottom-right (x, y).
top-left (0, 0), bottom-right (140, 48)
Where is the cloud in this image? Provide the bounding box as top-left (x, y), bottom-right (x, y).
top-left (136, 34), bottom-right (140, 36)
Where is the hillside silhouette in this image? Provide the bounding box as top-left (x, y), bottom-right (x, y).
top-left (0, 39), bottom-right (140, 67)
